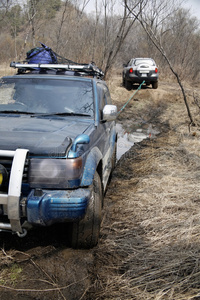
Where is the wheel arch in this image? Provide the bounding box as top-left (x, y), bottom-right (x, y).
top-left (80, 147), bottom-right (103, 187)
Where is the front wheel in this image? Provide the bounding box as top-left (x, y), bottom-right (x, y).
top-left (71, 171), bottom-right (102, 249)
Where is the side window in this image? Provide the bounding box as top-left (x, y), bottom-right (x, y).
top-left (97, 83), bottom-right (112, 120)
top-left (97, 83), bottom-right (106, 120)
top-left (101, 94), bottom-right (107, 110)
top-left (99, 94), bottom-right (106, 120)
top-left (102, 84), bottom-right (112, 105)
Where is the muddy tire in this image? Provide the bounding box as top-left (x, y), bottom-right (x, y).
top-left (71, 171), bottom-right (102, 249)
top-left (125, 80), bottom-right (132, 90)
top-left (152, 81), bottom-right (158, 89)
top-left (111, 142), bottom-right (117, 173)
top-left (106, 141), bottom-right (117, 193)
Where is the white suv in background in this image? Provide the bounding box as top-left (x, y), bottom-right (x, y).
top-left (122, 58), bottom-right (158, 90)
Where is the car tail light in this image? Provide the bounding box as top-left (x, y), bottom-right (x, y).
top-left (129, 68), bottom-right (133, 73)
top-left (155, 68), bottom-right (158, 73)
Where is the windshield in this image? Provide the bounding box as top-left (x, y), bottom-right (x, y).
top-left (0, 77), bottom-right (94, 117)
top-left (134, 59), bottom-right (154, 66)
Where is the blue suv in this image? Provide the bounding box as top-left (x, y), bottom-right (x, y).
top-left (0, 62), bottom-right (117, 248)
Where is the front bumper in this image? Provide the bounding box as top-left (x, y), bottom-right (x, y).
top-left (0, 148), bottom-right (91, 234)
top-left (26, 188), bottom-right (91, 226)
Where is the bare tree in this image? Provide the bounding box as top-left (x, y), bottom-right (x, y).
top-left (101, 0), bottom-right (147, 77)
top-left (91, 0), bottom-right (101, 62)
top-left (28, 0), bottom-right (36, 45)
top-left (0, 0), bottom-right (12, 21)
top-left (55, 0), bottom-right (69, 52)
top-left (125, 0), bottom-right (195, 126)
top-left (75, 0), bottom-right (90, 15)
top-left (53, 0), bottom-right (92, 60)
top-left (163, 8), bottom-right (200, 82)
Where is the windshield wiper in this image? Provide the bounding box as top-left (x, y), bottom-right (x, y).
top-left (31, 112), bottom-right (91, 117)
top-left (0, 110), bottom-right (35, 115)
top-left (0, 111), bottom-right (91, 117)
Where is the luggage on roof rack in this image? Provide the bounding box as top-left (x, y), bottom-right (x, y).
top-left (10, 61), bottom-right (104, 79)
top-left (26, 42), bottom-right (58, 64)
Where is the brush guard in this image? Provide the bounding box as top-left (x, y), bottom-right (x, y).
top-left (0, 149), bottom-right (29, 235)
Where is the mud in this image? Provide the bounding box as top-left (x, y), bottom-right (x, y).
top-left (0, 77), bottom-right (200, 300)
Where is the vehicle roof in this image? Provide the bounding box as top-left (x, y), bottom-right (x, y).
top-left (133, 57), bottom-right (155, 61)
top-left (3, 73), bottom-right (95, 83)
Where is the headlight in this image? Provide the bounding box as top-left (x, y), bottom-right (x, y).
top-left (29, 157), bottom-right (82, 188)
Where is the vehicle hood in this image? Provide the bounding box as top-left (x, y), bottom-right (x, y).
top-left (0, 116), bottom-right (91, 156)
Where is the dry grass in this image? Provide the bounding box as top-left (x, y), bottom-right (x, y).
top-left (0, 64), bottom-right (15, 77)
top-left (88, 77), bottom-right (200, 300)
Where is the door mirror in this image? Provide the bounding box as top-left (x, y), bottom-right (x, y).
top-left (102, 105), bottom-right (117, 121)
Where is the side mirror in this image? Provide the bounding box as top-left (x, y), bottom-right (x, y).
top-left (102, 105), bottom-right (117, 121)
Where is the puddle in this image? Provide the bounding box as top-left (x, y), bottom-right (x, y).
top-left (116, 123), bottom-right (159, 160)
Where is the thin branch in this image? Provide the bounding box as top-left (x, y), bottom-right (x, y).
top-left (0, 277), bottom-right (88, 293)
top-left (55, 0), bottom-right (70, 52)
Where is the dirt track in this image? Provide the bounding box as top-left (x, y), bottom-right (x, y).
top-left (0, 77), bottom-right (200, 300)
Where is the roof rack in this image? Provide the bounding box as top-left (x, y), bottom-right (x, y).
top-left (10, 61), bottom-right (104, 79)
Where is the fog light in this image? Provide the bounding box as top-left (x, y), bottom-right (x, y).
top-left (0, 174), bottom-right (3, 185)
top-left (0, 164), bottom-right (8, 188)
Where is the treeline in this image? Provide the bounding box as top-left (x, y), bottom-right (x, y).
top-left (0, 0), bottom-right (199, 82)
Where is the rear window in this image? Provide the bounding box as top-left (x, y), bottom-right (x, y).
top-left (134, 59), bottom-right (154, 66)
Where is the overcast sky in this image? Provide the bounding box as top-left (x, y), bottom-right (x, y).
top-left (183, 0), bottom-right (200, 20)
top-left (85, 0), bottom-right (200, 20)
